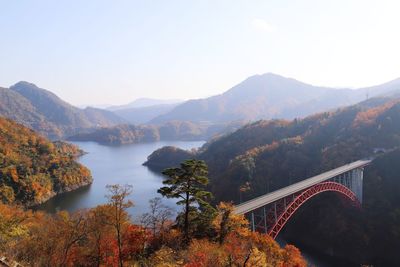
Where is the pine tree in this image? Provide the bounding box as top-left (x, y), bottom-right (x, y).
top-left (158, 159), bottom-right (214, 244)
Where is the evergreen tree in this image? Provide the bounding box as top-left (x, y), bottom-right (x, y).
top-left (158, 159), bottom-right (214, 244)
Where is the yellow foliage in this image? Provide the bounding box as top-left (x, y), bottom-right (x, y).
top-left (150, 246), bottom-right (182, 267)
top-left (0, 117), bottom-right (91, 205)
top-left (213, 202), bottom-right (250, 244)
top-left (246, 247), bottom-right (267, 267)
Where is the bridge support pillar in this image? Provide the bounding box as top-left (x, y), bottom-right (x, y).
top-left (351, 168), bottom-right (364, 203)
top-left (333, 168), bottom-right (364, 204)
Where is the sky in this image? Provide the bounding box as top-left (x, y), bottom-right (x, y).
top-left (1, 0), bottom-right (400, 106)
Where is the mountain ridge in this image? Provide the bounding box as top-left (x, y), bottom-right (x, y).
top-left (107, 97), bottom-right (183, 111)
top-left (0, 82), bottom-right (125, 139)
top-left (151, 73), bottom-right (400, 124)
top-left (112, 103), bottom-right (181, 124)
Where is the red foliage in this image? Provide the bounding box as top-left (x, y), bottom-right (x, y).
top-left (121, 225), bottom-right (149, 260)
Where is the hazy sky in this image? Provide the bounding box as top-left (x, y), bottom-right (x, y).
top-left (1, 0), bottom-right (400, 106)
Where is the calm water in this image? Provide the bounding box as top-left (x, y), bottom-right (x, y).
top-left (38, 141), bottom-right (205, 218)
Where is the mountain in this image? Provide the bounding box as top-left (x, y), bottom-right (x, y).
top-left (362, 77), bottom-right (400, 97)
top-left (145, 95), bottom-right (400, 265)
top-left (83, 106), bottom-right (126, 126)
top-left (0, 81), bottom-right (125, 139)
top-left (151, 73), bottom-right (400, 124)
top-left (107, 97), bottom-right (183, 111)
top-left (108, 98), bottom-right (184, 124)
top-left (0, 117), bottom-right (92, 206)
top-left (112, 103), bottom-right (181, 124)
top-left (146, 95), bottom-right (400, 198)
top-left (0, 86), bottom-right (59, 136)
top-left (78, 103), bottom-right (112, 109)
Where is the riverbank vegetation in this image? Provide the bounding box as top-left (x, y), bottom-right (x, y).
top-left (68, 120), bottom-right (244, 146)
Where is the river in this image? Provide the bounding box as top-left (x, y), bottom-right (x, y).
top-left (38, 140), bottom-right (205, 218)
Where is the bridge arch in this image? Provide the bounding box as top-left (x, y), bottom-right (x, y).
top-left (268, 181), bottom-right (360, 239)
top-left (234, 160), bottom-right (370, 239)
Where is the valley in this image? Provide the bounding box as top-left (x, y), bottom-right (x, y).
top-left (3, 2), bottom-right (400, 265)
top-left (2, 74), bottom-right (400, 265)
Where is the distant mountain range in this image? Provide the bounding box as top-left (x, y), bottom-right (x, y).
top-left (112, 103), bottom-right (181, 124)
top-left (107, 98), bottom-right (183, 111)
top-left (106, 98), bottom-right (183, 124)
top-left (0, 81), bottom-right (125, 139)
top-left (150, 73), bottom-right (400, 124)
top-left (2, 74), bottom-right (400, 141)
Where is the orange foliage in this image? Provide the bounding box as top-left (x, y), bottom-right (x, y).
top-left (0, 117), bottom-right (92, 205)
top-left (100, 235), bottom-right (119, 267)
top-left (353, 100), bottom-right (400, 127)
top-left (122, 225), bottom-right (149, 260)
top-left (281, 244), bottom-right (307, 267)
top-left (1, 191), bottom-right (307, 267)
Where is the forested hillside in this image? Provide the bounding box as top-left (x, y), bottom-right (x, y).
top-left (0, 117), bottom-right (92, 206)
top-left (0, 82), bottom-right (124, 139)
top-left (145, 96), bottom-right (400, 265)
top-left (69, 120), bottom-right (245, 145)
top-left (146, 96), bottom-right (400, 201)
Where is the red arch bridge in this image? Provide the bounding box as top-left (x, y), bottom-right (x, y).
top-left (233, 160), bottom-right (371, 239)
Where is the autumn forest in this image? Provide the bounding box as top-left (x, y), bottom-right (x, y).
top-left (2, 3), bottom-right (400, 264)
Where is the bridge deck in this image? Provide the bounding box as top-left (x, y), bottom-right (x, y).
top-left (234, 160), bottom-right (371, 215)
